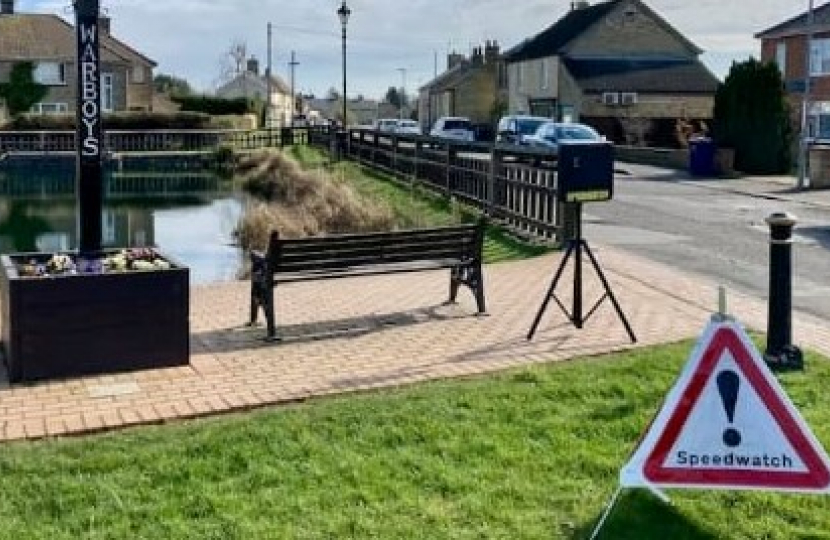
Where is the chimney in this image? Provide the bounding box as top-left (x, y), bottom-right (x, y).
top-left (98, 16), bottom-right (111, 35)
top-left (484, 40), bottom-right (500, 64)
top-left (246, 56), bottom-right (260, 76)
top-left (471, 46), bottom-right (483, 66)
top-left (447, 52), bottom-right (465, 70)
top-left (1, 0), bottom-right (14, 15)
top-left (571, 1), bottom-right (590, 9)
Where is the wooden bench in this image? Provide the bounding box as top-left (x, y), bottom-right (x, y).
top-left (249, 220), bottom-right (487, 340)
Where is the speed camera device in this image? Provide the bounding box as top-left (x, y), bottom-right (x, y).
top-left (557, 142), bottom-right (614, 203)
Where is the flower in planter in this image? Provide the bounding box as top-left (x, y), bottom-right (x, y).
top-left (46, 254), bottom-right (76, 275)
top-left (103, 248), bottom-right (172, 272)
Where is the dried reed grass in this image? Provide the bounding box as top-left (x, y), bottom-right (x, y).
top-left (236, 150), bottom-right (397, 251)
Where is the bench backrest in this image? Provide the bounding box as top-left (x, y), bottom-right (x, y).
top-left (266, 221), bottom-right (484, 275)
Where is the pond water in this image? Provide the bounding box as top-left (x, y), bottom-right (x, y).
top-left (0, 158), bottom-right (245, 284)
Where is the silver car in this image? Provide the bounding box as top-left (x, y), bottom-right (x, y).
top-left (395, 119), bottom-right (423, 136)
top-left (524, 122), bottom-right (603, 155)
top-left (429, 117), bottom-right (474, 142)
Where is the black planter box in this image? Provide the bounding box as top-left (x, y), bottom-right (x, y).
top-left (0, 252), bottom-right (189, 383)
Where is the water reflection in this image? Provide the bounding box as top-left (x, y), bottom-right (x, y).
top-left (0, 162), bottom-right (244, 284)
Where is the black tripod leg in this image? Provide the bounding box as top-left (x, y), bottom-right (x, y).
top-left (582, 241), bottom-right (637, 343)
top-left (527, 242), bottom-right (576, 340)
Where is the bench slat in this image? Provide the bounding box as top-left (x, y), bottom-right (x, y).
top-left (275, 224), bottom-right (479, 249)
top-left (275, 249), bottom-right (470, 274)
top-left (274, 259), bottom-right (459, 283)
top-left (276, 238), bottom-right (476, 265)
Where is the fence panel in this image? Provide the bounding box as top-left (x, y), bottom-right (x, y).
top-left (308, 127), bottom-right (563, 243)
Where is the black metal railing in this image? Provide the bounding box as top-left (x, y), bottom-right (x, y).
top-left (0, 128), bottom-right (310, 154)
top-left (309, 127), bottom-right (563, 242)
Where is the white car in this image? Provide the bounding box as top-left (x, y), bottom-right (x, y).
top-left (429, 117), bottom-right (474, 142)
top-left (375, 118), bottom-right (399, 133)
top-left (395, 119), bottom-right (422, 136)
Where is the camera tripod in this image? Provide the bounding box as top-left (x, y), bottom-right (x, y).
top-left (527, 203), bottom-right (636, 343)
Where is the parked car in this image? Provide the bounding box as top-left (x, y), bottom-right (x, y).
top-left (291, 114), bottom-right (309, 128)
top-left (429, 117), bottom-right (475, 142)
top-left (496, 115), bottom-right (550, 145)
top-left (375, 118), bottom-right (400, 133)
top-left (395, 119), bottom-right (422, 136)
top-left (524, 122), bottom-right (604, 156)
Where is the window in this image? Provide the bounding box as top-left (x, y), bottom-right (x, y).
top-left (621, 92), bottom-right (638, 105)
top-left (101, 73), bottom-right (114, 113)
top-left (497, 62), bottom-right (508, 90)
top-left (30, 102), bottom-right (68, 114)
top-left (132, 66), bottom-right (145, 84)
top-left (810, 39), bottom-right (830, 76)
top-left (33, 62), bottom-right (65, 85)
top-left (809, 101), bottom-right (830, 140)
top-left (540, 59), bottom-right (549, 90)
top-left (775, 42), bottom-right (787, 77)
top-left (515, 63), bottom-right (524, 89)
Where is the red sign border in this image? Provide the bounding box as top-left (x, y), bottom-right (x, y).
top-left (643, 327), bottom-right (830, 489)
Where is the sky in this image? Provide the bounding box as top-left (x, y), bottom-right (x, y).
top-left (18, 0), bottom-right (813, 99)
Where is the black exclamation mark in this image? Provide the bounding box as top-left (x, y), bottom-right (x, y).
top-left (717, 370), bottom-right (742, 448)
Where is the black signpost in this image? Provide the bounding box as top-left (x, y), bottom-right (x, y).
top-left (75, 0), bottom-right (103, 256)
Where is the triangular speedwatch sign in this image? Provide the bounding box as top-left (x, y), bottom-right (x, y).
top-left (621, 319), bottom-right (830, 494)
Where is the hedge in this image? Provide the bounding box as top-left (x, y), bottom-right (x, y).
top-left (5, 112), bottom-right (213, 131)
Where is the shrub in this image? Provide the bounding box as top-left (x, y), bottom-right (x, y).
top-left (172, 95), bottom-right (260, 116)
top-left (7, 112), bottom-right (213, 131)
top-left (712, 58), bottom-right (792, 174)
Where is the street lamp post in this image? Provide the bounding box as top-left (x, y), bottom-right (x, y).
top-left (397, 67), bottom-right (407, 120)
top-left (337, 1), bottom-right (351, 127)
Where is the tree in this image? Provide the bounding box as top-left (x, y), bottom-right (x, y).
top-left (384, 87), bottom-right (409, 110)
top-left (712, 58), bottom-right (793, 174)
top-left (153, 73), bottom-right (193, 96)
top-left (0, 62), bottom-right (48, 117)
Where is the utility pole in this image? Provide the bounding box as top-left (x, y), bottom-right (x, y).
top-left (798, 0), bottom-right (815, 190)
top-left (289, 51), bottom-right (299, 123)
top-left (266, 22), bottom-right (273, 128)
top-left (397, 67), bottom-right (407, 119)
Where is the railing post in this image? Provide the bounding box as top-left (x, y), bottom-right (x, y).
top-left (445, 142), bottom-right (454, 197)
top-left (413, 138), bottom-right (421, 182)
top-left (764, 212), bottom-right (803, 371)
top-left (488, 146), bottom-right (500, 217)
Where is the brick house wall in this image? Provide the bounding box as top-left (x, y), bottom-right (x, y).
top-left (566, 5), bottom-right (694, 58)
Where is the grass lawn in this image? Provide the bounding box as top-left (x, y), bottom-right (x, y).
top-left (288, 145), bottom-right (552, 264)
top-left (1, 341), bottom-right (830, 539)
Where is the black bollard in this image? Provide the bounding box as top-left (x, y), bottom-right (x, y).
top-left (764, 212), bottom-right (804, 371)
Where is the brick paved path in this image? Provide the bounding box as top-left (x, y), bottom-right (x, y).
top-left (1, 245), bottom-right (828, 442)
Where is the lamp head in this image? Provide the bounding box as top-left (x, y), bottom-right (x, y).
top-left (337, 1), bottom-right (351, 26)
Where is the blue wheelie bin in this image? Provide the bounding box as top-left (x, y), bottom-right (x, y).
top-left (689, 137), bottom-right (716, 177)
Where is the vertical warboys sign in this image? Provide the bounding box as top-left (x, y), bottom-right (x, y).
top-left (75, 0), bottom-right (103, 254)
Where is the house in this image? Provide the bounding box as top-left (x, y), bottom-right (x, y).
top-left (0, 0), bottom-right (156, 119)
top-left (305, 96), bottom-right (396, 127)
top-left (756, 2), bottom-right (830, 139)
top-left (503, 0), bottom-right (720, 146)
top-left (418, 42), bottom-right (503, 130)
top-left (215, 57), bottom-right (293, 127)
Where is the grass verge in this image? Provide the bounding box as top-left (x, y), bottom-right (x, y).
top-left (1, 342), bottom-right (829, 539)
top-left (288, 145), bottom-right (552, 264)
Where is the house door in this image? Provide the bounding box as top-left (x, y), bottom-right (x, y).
top-left (101, 73), bottom-right (114, 113)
